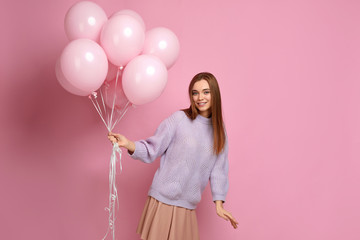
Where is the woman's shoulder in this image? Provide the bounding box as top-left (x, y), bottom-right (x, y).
top-left (160, 110), bottom-right (187, 130)
top-left (172, 110), bottom-right (187, 118)
top-left (167, 110), bottom-right (187, 123)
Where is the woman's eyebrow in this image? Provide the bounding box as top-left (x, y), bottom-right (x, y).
top-left (192, 88), bottom-right (210, 92)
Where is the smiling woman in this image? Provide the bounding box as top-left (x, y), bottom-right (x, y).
top-left (108, 72), bottom-right (238, 240)
top-left (184, 72), bottom-right (225, 155)
top-left (192, 80), bottom-right (212, 117)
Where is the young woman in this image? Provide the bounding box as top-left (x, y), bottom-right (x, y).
top-left (108, 72), bottom-right (238, 240)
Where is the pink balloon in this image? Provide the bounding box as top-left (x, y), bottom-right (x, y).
top-left (55, 59), bottom-right (89, 96)
top-left (122, 55), bottom-right (168, 105)
top-left (110, 9), bottom-right (145, 31)
top-left (64, 1), bottom-right (108, 42)
top-left (142, 27), bottom-right (180, 69)
top-left (103, 78), bottom-right (129, 110)
top-left (60, 39), bottom-right (108, 96)
top-left (100, 15), bottom-right (145, 67)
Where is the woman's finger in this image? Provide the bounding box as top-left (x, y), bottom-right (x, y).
top-left (108, 132), bottom-right (117, 137)
top-left (217, 211), bottom-right (229, 221)
top-left (229, 218), bottom-right (238, 229)
top-left (230, 219), bottom-right (238, 229)
top-left (223, 212), bottom-right (238, 229)
top-left (224, 212), bottom-right (238, 224)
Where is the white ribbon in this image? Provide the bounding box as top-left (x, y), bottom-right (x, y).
top-left (102, 143), bottom-right (122, 240)
top-left (89, 67), bottom-right (130, 240)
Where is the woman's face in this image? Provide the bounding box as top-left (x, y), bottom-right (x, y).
top-left (192, 79), bottom-right (211, 117)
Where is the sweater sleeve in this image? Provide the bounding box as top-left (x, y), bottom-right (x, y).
top-left (130, 111), bottom-right (183, 163)
top-left (210, 138), bottom-right (229, 202)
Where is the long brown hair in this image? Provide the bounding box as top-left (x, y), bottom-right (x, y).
top-left (183, 72), bottom-right (226, 155)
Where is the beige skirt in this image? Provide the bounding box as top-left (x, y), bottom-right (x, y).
top-left (136, 196), bottom-right (200, 240)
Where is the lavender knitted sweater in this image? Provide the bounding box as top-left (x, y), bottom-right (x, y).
top-left (130, 111), bottom-right (229, 210)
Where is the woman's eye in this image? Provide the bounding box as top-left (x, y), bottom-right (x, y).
top-left (204, 91), bottom-right (210, 94)
top-left (192, 92), bottom-right (198, 95)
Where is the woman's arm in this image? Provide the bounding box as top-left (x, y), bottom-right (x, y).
top-left (108, 132), bottom-right (135, 154)
top-left (214, 200), bottom-right (238, 229)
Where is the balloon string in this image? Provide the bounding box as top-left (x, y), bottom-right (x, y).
top-left (102, 143), bottom-right (122, 240)
top-left (99, 87), bottom-right (109, 127)
top-left (110, 100), bottom-right (131, 131)
top-left (109, 67), bottom-right (122, 130)
top-left (89, 93), bottom-right (110, 132)
top-left (94, 93), bottom-right (105, 120)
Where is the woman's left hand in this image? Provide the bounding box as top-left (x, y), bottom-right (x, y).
top-left (214, 200), bottom-right (238, 229)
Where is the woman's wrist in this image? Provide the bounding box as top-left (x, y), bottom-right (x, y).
top-left (125, 140), bottom-right (135, 154)
top-left (215, 200), bottom-right (224, 209)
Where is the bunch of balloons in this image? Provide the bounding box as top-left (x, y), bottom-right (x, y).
top-left (56, 1), bottom-right (180, 109)
top-left (55, 2), bottom-right (180, 240)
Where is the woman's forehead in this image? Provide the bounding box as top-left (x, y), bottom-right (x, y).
top-left (192, 79), bottom-right (209, 90)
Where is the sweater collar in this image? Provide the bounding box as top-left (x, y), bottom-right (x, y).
top-left (196, 114), bottom-right (212, 125)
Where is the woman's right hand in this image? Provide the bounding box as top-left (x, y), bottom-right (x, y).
top-left (108, 132), bottom-right (127, 147)
top-left (107, 132), bottom-right (118, 144)
top-left (108, 132), bottom-right (135, 154)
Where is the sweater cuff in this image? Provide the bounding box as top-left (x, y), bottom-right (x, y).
top-left (128, 141), bottom-right (149, 161)
top-left (128, 141), bottom-right (139, 159)
top-left (212, 194), bottom-right (226, 203)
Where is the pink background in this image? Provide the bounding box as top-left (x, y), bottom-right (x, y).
top-left (1, 0), bottom-right (360, 239)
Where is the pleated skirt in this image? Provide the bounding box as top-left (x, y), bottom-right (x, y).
top-left (136, 196), bottom-right (200, 240)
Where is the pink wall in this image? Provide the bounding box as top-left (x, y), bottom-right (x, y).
top-left (1, 0), bottom-right (360, 239)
